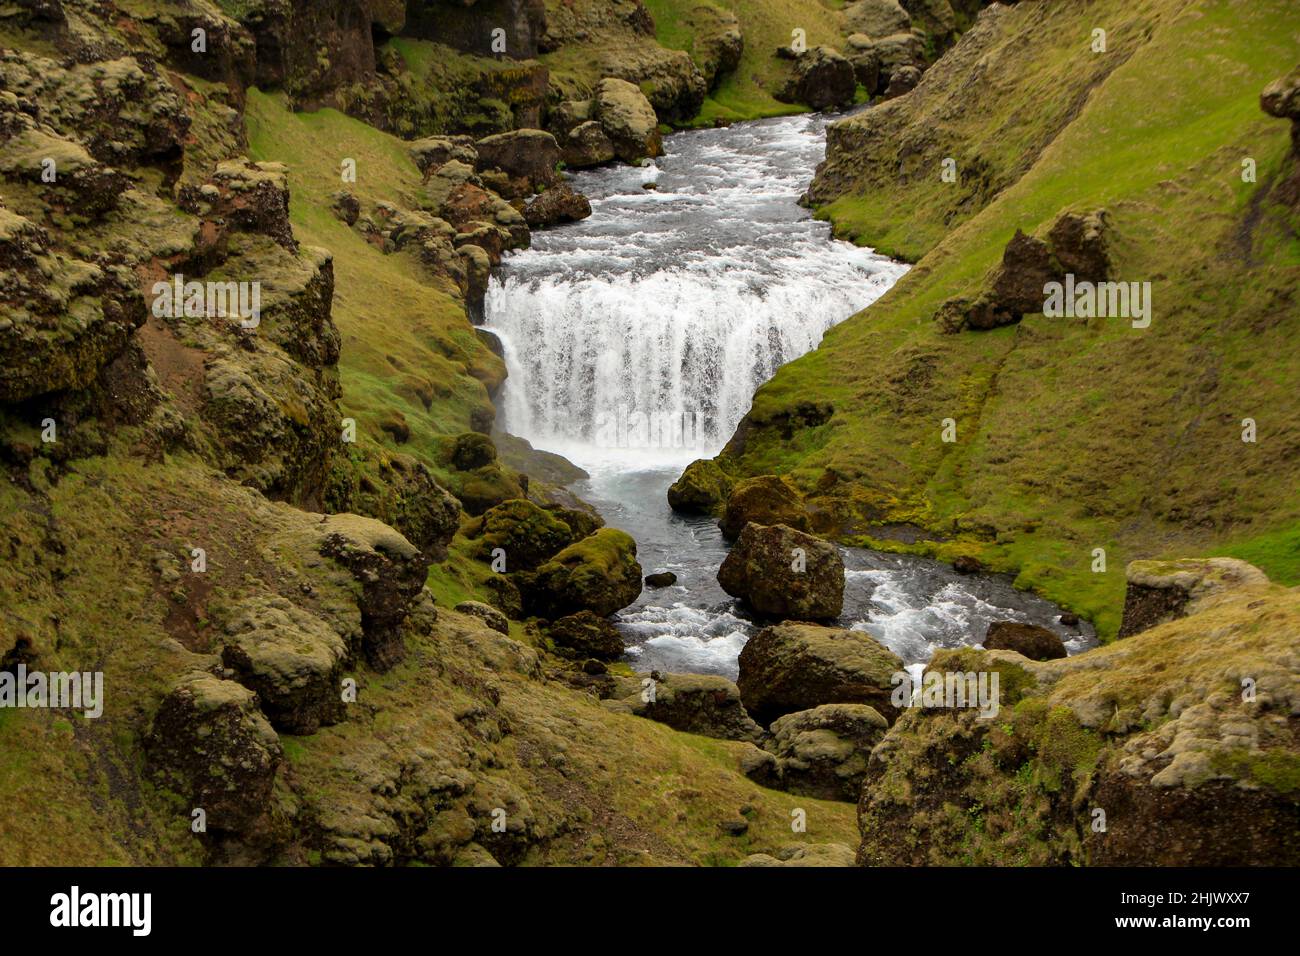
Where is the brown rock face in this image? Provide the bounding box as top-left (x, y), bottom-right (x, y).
top-left (717, 523), bottom-right (844, 621)
top-left (982, 621), bottom-right (1066, 661)
top-left (737, 623), bottom-right (902, 727)
top-left (936, 210), bottom-right (1111, 333)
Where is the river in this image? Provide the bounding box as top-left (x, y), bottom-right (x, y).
top-left (483, 112), bottom-right (1095, 679)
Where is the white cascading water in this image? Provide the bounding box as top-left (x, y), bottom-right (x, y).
top-left (482, 114), bottom-right (1093, 677)
top-left (484, 114), bottom-right (907, 463)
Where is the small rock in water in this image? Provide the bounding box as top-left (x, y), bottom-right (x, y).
top-left (645, 571), bottom-right (677, 588)
top-left (952, 555), bottom-right (984, 574)
top-left (983, 621), bottom-right (1067, 661)
top-left (643, 181), bottom-right (658, 190)
top-left (1059, 612), bottom-right (1080, 627)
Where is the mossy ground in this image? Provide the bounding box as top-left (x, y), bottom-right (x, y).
top-left (244, 90), bottom-right (501, 486)
top-left (721, 0), bottom-right (1300, 638)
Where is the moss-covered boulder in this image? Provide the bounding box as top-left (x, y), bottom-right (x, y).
top-left (611, 672), bottom-right (764, 743)
top-left (982, 621), bottom-right (1066, 661)
top-left (464, 498), bottom-right (576, 571)
top-left (592, 77), bottom-right (662, 163)
top-left (844, 0), bottom-right (912, 37)
top-left (717, 523), bottom-right (844, 621)
top-left (667, 458), bottom-right (733, 514)
top-left (217, 595), bottom-right (348, 734)
top-left (776, 46), bottom-right (857, 111)
top-left (409, 135), bottom-right (479, 175)
top-left (737, 623), bottom-right (902, 727)
top-left (546, 610), bottom-right (624, 660)
top-left (516, 527), bottom-right (642, 619)
top-left (719, 474), bottom-right (808, 538)
top-left (144, 673), bottom-right (283, 837)
top-left (560, 119), bottom-right (616, 168)
top-left (767, 703), bottom-right (890, 801)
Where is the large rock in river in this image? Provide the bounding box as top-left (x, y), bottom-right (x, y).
top-left (737, 623), bottom-right (903, 726)
top-left (473, 128), bottom-right (562, 198)
top-left (717, 523), bottom-right (844, 621)
top-left (719, 474), bottom-right (808, 538)
top-left (667, 458), bottom-right (733, 514)
top-left (982, 621), bottom-right (1066, 661)
top-left (593, 78), bottom-right (663, 163)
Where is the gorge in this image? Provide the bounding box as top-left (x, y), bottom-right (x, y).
top-left (0, 0), bottom-right (1296, 875)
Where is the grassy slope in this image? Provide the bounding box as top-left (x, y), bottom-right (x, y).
top-left (643, 0), bottom-right (849, 123)
top-left (721, 0), bottom-right (1300, 636)
top-left (244, 90), bottom-right (499, 472)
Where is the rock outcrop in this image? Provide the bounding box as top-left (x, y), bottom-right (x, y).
top-left (145, 674), bottom-right (283, 837)
top-left (776, 46), bottom-right (857, 112)
top-left (1118, 558), bottom-right (1269, 638)
top-left (858, 563), bottom-right (1300, 866)
top-left (935, 211), bottom-right (1111, 333)
top-left (764, 703), bottom-right (890, 801)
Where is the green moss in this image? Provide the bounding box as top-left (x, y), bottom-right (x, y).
top-left (1210, 749), bottom-right (1300, 795)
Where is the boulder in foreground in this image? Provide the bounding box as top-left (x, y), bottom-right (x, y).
top-left (737, 623), bottom-right (902, 726)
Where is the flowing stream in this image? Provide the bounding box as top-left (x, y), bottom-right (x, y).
top-left (484, 113), bottom-right (1095, 679)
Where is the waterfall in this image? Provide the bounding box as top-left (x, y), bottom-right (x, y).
top-left (482, 113), bottom-right (909, 465)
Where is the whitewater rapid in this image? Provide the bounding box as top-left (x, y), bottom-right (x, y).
top-left (483, 113), bottom-right (1094, 677)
